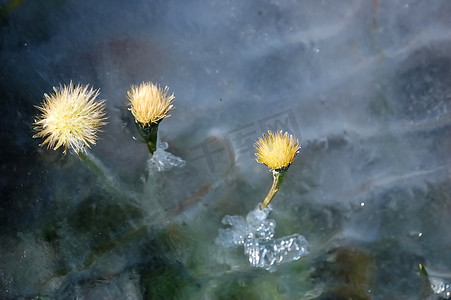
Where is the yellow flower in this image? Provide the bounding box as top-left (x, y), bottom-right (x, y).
top-left (254, 131), bottom-right (300, 209)
top-left (254, 130), bottom-right (300, 171)
top-left (127, 82), bottom-right (174, 125)
top-left (33, 82), bottom-right (107, 154)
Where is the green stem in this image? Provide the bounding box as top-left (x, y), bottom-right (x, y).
top-left (260, 170), bottom-right (286, 210)
top-left (419, 264), bottom-right (429, 277)
top-left (78, 151), bottom-right (103, 178)
top-left (77, 150), bottom-right (122, 197)
top-left (135, 121), bottom-right (159, 155)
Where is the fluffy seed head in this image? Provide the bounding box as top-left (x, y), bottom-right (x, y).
top-left (254, 130), bottom-right (300, 171)
top-left (127, 82), bottom-right (174, 125)
top-left (33, 82), bottom-right (107, 154)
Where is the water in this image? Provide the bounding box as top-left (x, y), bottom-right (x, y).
top-left (0, 0), bottom-right (450, 298)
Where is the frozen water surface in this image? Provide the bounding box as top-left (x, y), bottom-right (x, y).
top-left (1, 0), bottom-right (450, 298)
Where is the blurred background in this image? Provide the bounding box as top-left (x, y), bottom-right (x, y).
top-left (0, 0), bottom-right (450, 298)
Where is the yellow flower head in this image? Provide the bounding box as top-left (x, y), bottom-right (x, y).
top-left (254, 130), bottom-right (300, 171)
top-left (127, 82), bottom-right (174, 125)
top-left (33, 82), bottom-right (107, 154)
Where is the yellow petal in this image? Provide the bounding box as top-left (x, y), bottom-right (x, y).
top-left (33, 82), bottom-right (107, 153)
top-left (254, 130), bottom-right (300, 170)
top-left (127, 82), bottom-right (174, 125)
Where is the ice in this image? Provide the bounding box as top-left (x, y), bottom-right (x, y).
top-left (430, 278), bottom-right (451, 299)
top-left (217, 207), bottom-right (308, 271)
top-left (245, 234), bottom-right (309, 271)
top-left (423, 266), bottom-right (451, 299)
top-left (216, 216), bottom-right (248, 247)
top-left (246, 205), bottom-right (272, 226)
top-left (1, 0), bottom-right (451, 298)
top-left (217, 213), bottom-right (276, 248)
top-left (217, 214), bottom-right (276, 248)
top-left (147, 141), bottom-right (185, 172)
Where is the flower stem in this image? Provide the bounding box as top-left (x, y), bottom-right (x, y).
top-left (77, 150), bottom-right (124, 198)
top-left (135, 121), bottom-right (159, 155)
top-left (78, 151), bottom-right (103, 178)
top-left (260, 170), bottom-right (286, 210)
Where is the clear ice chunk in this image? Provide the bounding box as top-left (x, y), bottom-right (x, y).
top-left (252, 219), bottom-right (276, 241)
top-left (216, 206), bottom-right (309, 271)
top-left (147, 141), bottom-right (185, 172)
top-left (216, 211), bottom-right (276, 248)
top-left (246, 206), bottom-right (271, 226)
top-left (430, 277), bottom-right (451, 299)
top-left (217, 216), bottom-right (248, 247)
top-left (244, 234), bottom-right (309, 271)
